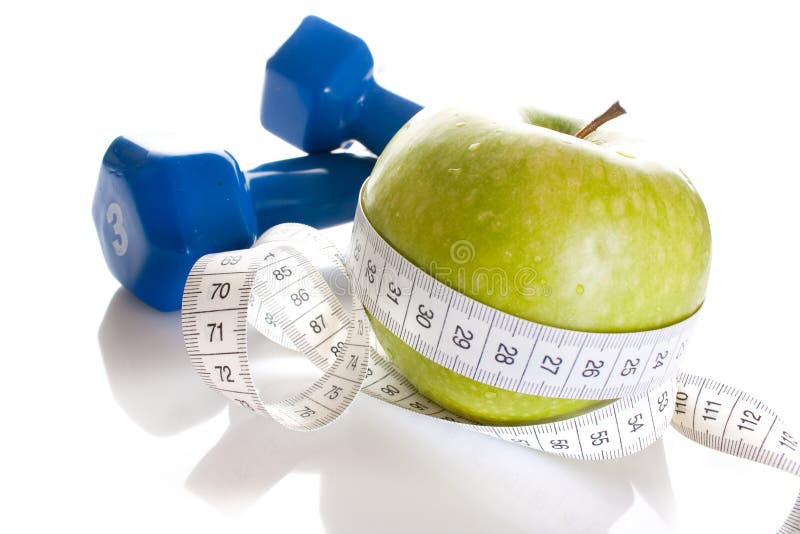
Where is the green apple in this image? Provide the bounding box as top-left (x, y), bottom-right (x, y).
top-left (362, 105), bottom-right (711, 425)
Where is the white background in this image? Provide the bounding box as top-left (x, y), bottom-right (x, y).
top-left (2, 1), bottom-right (799, 532)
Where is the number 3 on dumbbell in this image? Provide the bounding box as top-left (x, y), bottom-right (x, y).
top-left (106, 202), bottom-right (128, 256)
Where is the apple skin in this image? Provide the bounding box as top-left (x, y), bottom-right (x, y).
top-left (362, 107), bottom-right (711, 425)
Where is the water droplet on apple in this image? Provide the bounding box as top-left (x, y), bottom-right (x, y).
top-left (455, 121), bottom-right (467, 127)
top-left (477, 210), bottom-right (493, 222)
top-left (468, 142), bottom-right (481, 152)
top-left (576, 284), bottom-right (585, 295)
top-left (612, 198), bottom-right (625, 216)
top-left (484, 391), bottom-right (497, 399)
top-left (534, 255), bottom-right (542, 263)
top-left (590, 198), bottom-right (606, 216)
top-left (447, 168), bottom-right (462, 174)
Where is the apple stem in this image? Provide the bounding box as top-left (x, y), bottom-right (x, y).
top-left (574, 101), bottom-right (627, 139)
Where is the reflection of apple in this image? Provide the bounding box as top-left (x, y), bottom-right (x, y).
top-left (362, 106), bottom-right (711, 425)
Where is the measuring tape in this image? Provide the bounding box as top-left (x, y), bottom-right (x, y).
top-left (182, 191), bottom-right (800, 531)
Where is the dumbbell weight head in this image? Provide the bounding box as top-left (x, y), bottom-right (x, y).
top-left (93, 136), bottom-right (374, 311)
top-left (261, 15), bottom-right (422, 155)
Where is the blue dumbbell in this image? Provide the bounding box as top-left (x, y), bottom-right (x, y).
top-left (92, 136), bottom-right (375, 312)
top-left (262, 15), bottom-right (423, 156)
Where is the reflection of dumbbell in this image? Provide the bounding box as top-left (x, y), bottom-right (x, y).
top-left (262, 15), bottom-right (423, 155)
top-left (92, 135), bottom-right (375, 312)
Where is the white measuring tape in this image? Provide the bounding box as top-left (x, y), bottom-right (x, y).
top-left (182, 191), bottom-right (800, 532)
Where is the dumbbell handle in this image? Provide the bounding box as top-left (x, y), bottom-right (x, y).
top-left (349, 83), bottom-right (421, 155)
top-left (246, 152), bottom-right (374, 233)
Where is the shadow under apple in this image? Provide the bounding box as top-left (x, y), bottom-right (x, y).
top-left (186, 393), bottom-right (677, 533)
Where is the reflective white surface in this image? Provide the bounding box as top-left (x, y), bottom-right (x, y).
top-left (2, 1), bottom-right (799, 532)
